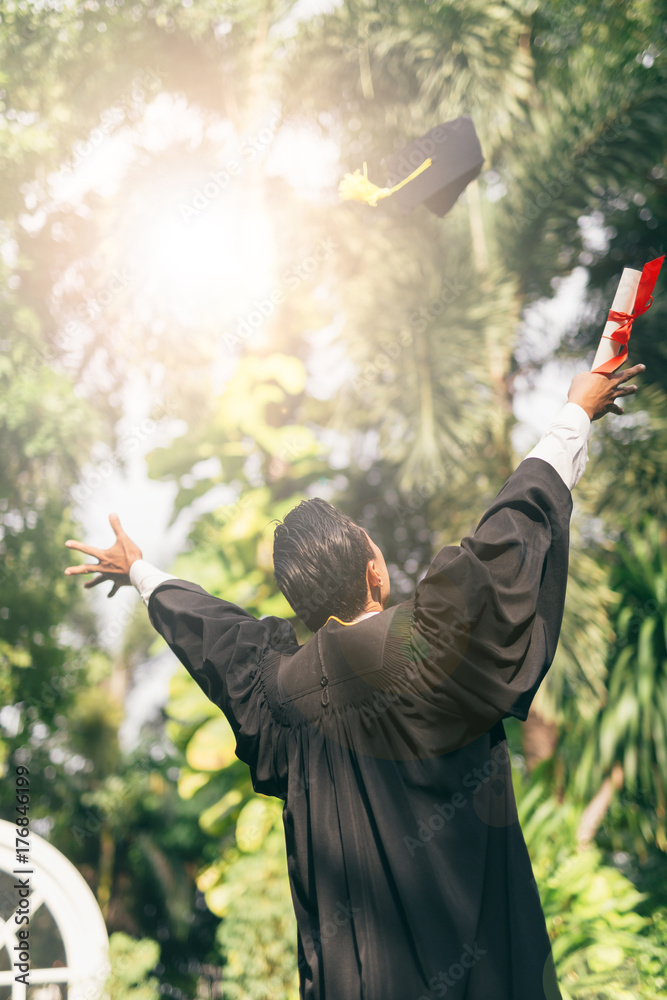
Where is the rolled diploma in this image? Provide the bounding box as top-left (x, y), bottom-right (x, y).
top-left (591, 267), bottom-right (642, 370)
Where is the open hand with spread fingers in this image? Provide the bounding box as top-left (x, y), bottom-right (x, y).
top-left (64, 513), bottom-right (143, 598)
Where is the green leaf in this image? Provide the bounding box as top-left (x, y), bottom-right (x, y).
top-left (185, 716), bottom-right (237, 771)
top-left (236, 797), bottom-right (278, 853)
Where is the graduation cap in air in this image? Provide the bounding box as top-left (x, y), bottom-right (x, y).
top-left (338, 116), bottom-right (484, 217)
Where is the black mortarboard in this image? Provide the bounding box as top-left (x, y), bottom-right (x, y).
top-left (339, 116), bottom-right (484, 218)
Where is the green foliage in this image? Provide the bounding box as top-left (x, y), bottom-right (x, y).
top-left (573, 516), bottom-right (667, 853)
top-left (3, 0), bottom-right (667, 994)
top-left (536, 543), bottom-right (618, 728)
top-left (192, 800), bottom-right (299, 999)
top-left (105, 932), bottom-right (161, 1000)
top-left (581, 385), bottom-right (667, 530)
top-left (148, 354), bottom-right (328, 641)
top-left (0, 309), bottom-right (101, 773)
top-left (167, 669), bottom-right (299, 997)
top-left (517, 774), bottom-right (667, 999)
top-left (213, 822), bottom-right (299, 1000)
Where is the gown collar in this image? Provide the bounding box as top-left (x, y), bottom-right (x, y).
top-left (326, 610), bottom-right (381, 627)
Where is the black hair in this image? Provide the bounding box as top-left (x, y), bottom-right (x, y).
top-left (273, 498), bottom-right (374, 632)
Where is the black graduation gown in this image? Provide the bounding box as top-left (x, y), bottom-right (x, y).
top-left (148, 457), bottom-right (569, 1000)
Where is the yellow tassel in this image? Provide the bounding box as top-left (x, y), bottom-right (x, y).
top-left (338, 157), bottom-right (433, 207)
top-left (338, 163), bottom-right (389, 207)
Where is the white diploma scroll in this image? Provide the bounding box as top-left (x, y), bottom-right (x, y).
top-left (591, 267), bottom-right (642, 371)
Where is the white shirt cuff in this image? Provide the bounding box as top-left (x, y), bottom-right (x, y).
top-left (129, 559), bottom-right (177, 606)
top-left (524, 401), bottom-right (592, 491)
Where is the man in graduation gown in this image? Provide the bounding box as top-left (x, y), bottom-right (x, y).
top-left (65, 363), bottom-right (644, 1000)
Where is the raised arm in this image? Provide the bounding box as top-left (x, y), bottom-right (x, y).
top-left (523, 362), bottom-right (645, 488)
top-left (400, 364), bottom-right (645, 751)
top-left (62, 513), bottom-right (294, 706)
top-left (64, 514), bottom-right (299, 795)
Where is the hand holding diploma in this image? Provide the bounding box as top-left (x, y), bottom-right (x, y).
top-left (569, 362), bottom-right (645, 421)
top-left (591, 256), bottom-right (664, 373)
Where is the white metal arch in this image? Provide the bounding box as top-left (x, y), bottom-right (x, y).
top-left (0, 819), bottom-right (109, 1000)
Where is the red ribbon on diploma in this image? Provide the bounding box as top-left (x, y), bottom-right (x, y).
top-left (592, 255), bottom-right (665, 374)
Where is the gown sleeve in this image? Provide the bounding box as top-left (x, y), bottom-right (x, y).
top-left (147, 580), bottom-right (299, 797)
top-left (396, 457), bottom-right (572, 744)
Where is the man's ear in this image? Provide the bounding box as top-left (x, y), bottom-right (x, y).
top-left (366, 559), bottom-right (382, 597)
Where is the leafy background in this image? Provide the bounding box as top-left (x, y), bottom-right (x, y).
top-left (1, 0), bottom-right (667, 996)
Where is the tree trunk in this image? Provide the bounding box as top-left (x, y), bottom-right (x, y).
top-left (521, 707), bottom-right (558, 771)
top-left (576, 762), bottom-right (624, 848)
